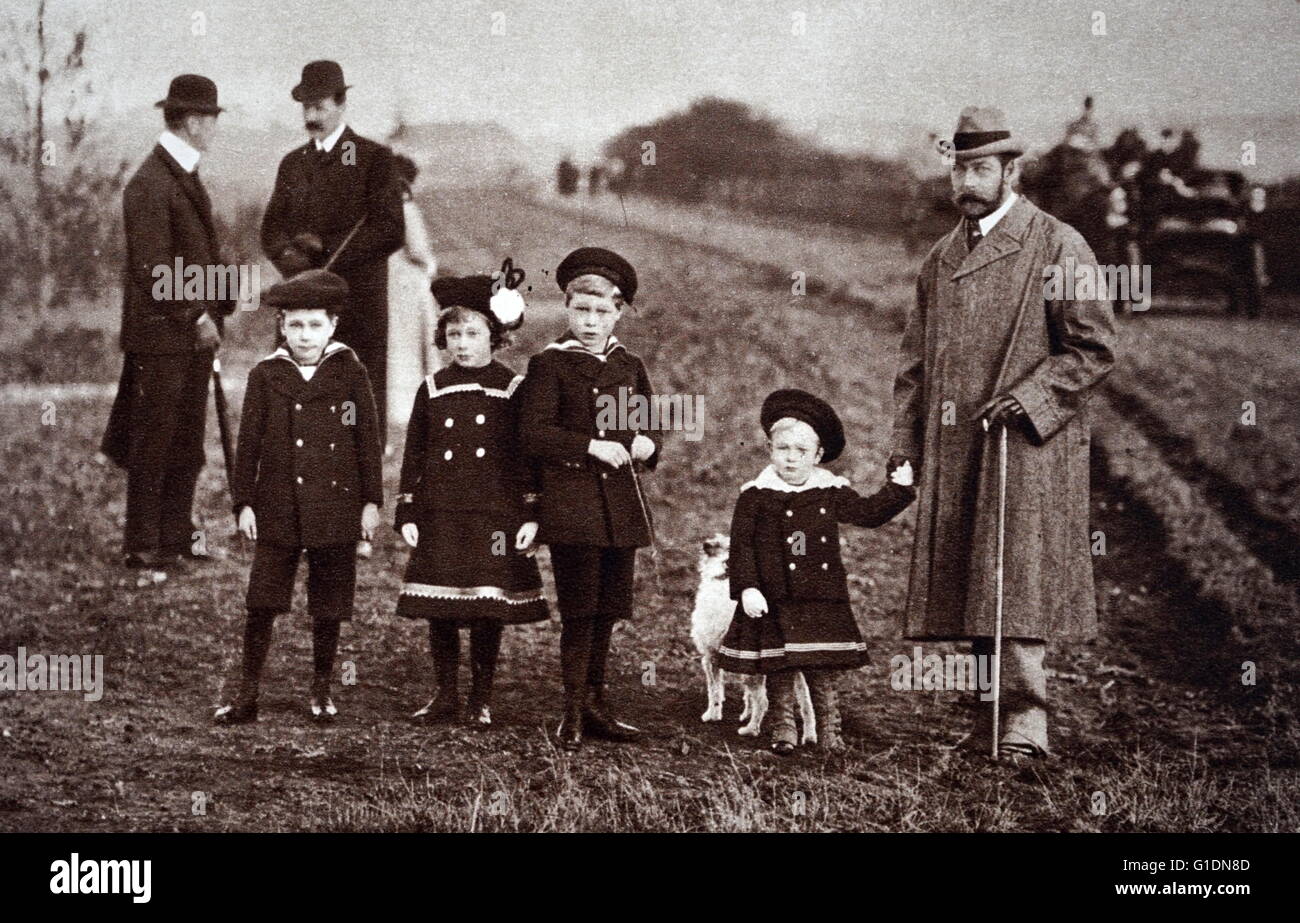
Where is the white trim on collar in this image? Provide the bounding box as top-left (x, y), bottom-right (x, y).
top-left (544, 333), bottom-right (624, 362)
top-left (425, 373), bottom-right (523, 400)
top-left (265, 340), bottom-right (350, 366)
top-left (978, 191), bottom-right (1018, 237)
top-left (741, 465), bottom-right (850, 493)
top-left (315, 122), bottom-right (347, 153)
top-left (158, 131), bottom-right (201, 173)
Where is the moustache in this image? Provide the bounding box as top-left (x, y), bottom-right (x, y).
top-left (305, 121), bottom-right (323, 131)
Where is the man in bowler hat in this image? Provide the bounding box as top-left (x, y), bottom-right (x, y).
top-left (102, 74), bottom-right (234, 570)
top-left (261, 60), bottom-right (404, 439)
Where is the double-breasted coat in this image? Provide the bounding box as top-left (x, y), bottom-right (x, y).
top-left (231, 341), bottom-right (385, 549)
top-left (393, 359), bottom-right (548, 623)
top-left (517, 335), bottom-right (663, 548)
top-left (260, 127), bottom-right (404, 427)
top-left (718, 466), bottom-right (915, 673)
top-left (891, 196), bottom-right (1118, 641)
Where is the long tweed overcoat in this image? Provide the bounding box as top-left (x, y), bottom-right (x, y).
top-left (891, 196), bottom-right (1118, 641)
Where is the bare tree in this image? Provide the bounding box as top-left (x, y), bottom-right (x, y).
top-left (0, 0), bottom-right (124, 314)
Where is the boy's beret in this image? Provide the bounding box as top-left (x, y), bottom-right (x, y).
top-left (761, 388), bottom-right (846, 463)
top-left (556, 247), bottom-right (638, 304)
top-left (263, 269), bottom-right (349, 313)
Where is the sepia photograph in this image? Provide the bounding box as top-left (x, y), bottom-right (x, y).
top-left (0, 0), bottom-right (1296, 900)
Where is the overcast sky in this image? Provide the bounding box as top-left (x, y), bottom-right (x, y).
top-left (17, 0), bottom-right (1300, 173)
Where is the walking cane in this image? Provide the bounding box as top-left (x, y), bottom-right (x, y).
top-left (989, 420), bottom-right (1008, 761)
top-left (628, 460), bottom-right (662, 597)
top-left (211, 357), bottom-right (236, 491)
top-left (321, 216), bottom-right (367, 272)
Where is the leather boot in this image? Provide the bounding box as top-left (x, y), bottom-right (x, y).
top-left (582, 686), bottom-right (642, 742)
top-left (214, 681), bottom-right (258, 725)
top-left (768, 671), bottom-right (798, 754)
top-left (807, 672), bottom-right (844, 750)
top-left (557, 688), bottom-right (584, 751)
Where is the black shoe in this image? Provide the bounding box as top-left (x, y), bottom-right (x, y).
top-left (124, 550), bottom-right (173, 570)
top-left (214, 699), bottom-right (258, 725)
top-left (310, 676), bottom-right (337, 723)
top-left (411, 690), bottom-right (458, 724)
top-left (466, 686), bottom-right (492, 728)
top-left (582, 693), bottom-right (642, 743)
top-left (556, 701), bottom-right (583, 751)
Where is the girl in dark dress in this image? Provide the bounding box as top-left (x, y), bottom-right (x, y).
top-left (394, 264), bottom-right (548, 726)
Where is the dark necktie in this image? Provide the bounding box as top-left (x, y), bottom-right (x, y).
top-left (966, 219), bottom-right (983, 252)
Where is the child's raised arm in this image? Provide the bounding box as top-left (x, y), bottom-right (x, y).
top-left (834, 479), bottom-right (916, 529)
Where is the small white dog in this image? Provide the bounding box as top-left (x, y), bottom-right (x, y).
top-left (690, 533), bottom-right (815, 743)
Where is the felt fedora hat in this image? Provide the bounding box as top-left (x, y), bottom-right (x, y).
top-left (154, 74), bottom-right (224, 114)
top-left (950, 106), bottom-right (1024, 160)
top-left (291, 60), bottom-right (351, 103)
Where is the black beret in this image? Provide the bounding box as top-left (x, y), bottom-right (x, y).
top-left (431, 274), bottom-right (493, 314)
top-left (556, 247), bottom-right (638, 304)
top-left (760, 389), bottom-right (846, 463)
top-left (263, 269), bottom-right (348, 313)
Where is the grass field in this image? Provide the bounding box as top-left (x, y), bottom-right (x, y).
top-left (0, 189), bottom-right (1296, 831)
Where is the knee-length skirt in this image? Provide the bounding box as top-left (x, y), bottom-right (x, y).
top-left (716, 598), bottom-right (869, 674)
top-left (396, 510), bottom-right (549, 624)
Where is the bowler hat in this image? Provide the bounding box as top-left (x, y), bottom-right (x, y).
top-left (556, 247), bottom-right (638, 304)
top-left (760, 389), bottom-right (846, 463)
top-left (291, 60), bottom-right (351, 103)
top-left (154, 74), bottom-right (223, 114)
top-left (949, 106), bottom-right (1024, 161)
top-left (263, 269), bottom-right (349, 313)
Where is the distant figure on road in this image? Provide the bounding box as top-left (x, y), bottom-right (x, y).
top-left (102, 74), bottom-right (233, 572)
top-left (890, 106), bottom-right (1118, 759)
top-left (556, 156), bottom-right (580, 196)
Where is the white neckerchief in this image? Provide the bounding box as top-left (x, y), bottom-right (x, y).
top-left (158, 131), bottom-right (201, 173)
top-left (978, 191), bottom-right (1018, 237)
top-left (267, 340), bottom-right (348, 379)
top-left (544, 332), bottom-right (624, 363)
top-left (742, 465), bottom-right (850, 493)
top-left (315, 122), bottom-right (347, 153)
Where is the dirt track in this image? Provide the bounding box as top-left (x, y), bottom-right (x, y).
top-left (0, 190), bottom-right (1296, 831)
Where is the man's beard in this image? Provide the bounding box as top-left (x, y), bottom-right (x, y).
top-left (954, 175), bottom-right (1007, 217)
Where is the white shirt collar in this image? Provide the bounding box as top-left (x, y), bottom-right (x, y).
top-left (315, 122), bottom-right (347, 153)
top-left (158, 131), bottom-right (201, 173)
top-left (978, 191), bottom-right (1018, 237)
top-left (742, 465), bottom-right (850, 493)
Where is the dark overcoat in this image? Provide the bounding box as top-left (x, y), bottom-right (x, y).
top-left (727, 467), bottom-right (915, 603)
top-left (891, 196), bottom-right (1118, 641)
top-left (101, 144), bottom-right (233, 468)
top-left (517, 337), bottom-right (663, 547)
top-left (231, 342), bottom-right (385, 548)
top-left (119, 144), bottom-right (232, 354)
top-left (260, 127), bottom-right (404, 354)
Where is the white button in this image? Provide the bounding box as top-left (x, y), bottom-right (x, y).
top-left (296, 438), bottom-right (303, 447)
top-left (789, 562), bottom-right (796, 570)
top-left (821, 563), bottom-right (828, 570)
top-left (475, 414), bottom-right (485, 424)
top-left (601, 472), bottom-right (608, 479)
top-left (819, 507), bottom-right (826, 514)
top-left (445, 417), bottom-right (454, 427)
top-left (294, 403), bottom-right (302, 411)
top-left (598, 429), bottom-right (606, 437)
top-left (821, 536), bottom-right (827, 543)
top-left (331, 480), bottom-right (337, 487)
top-left (330, 443), bottom-right (335, 451)
top-left (786, 510), bottom-right (793, 517)
top-left (331, 406), bottom-right (336, 413)
top-left (786, 535), bottom-right (793, 544)
top-left (475, 447), bottom-right (485, 458)
top-left (296, 476), bottom-right (303, 484)
top-left (444, 449), bottom-right (453, 460)
top-left (592, 387), bottom-right (599, 394)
